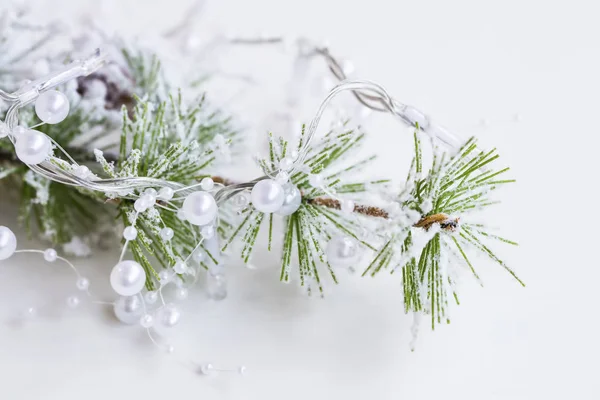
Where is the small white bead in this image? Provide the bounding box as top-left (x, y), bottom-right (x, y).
top-left (177, 209), bottom-right (187, 221)
top-left (123, 226), bottom-right (138, 241)
top-left (15, 129), bottom-right (52, 165)
top-left (279, 157), bottom-right (294, 171)
top-left (176, 287), bottom-right (189, 300)
top-left (251, 179), bottom-right (285, 213)
top-left (35, 90), bottom-right (70, 124)
top-left (166, 345), bottom-right (175, 354)
top-left (199, 363), bottom-right (214, 375)
top-left (160, 227), bottom-right (174, 241)
top-left (0, 226), bottom-right (17, 261)
top-left (238, 365), bottom-right (247, 375)
top-left (143, 188), bottom-right (157, 198)
top-left (145, 291), bottom-right (158, 304)
top-left (76, 277), bottom-right (89, 291)
top-left (66, 296), bottom-right (80, 308)
top-left (192, 250), bottom-right (205, 263)
top-left (158, 270), bottom-right (171, 283)
top-left (158, 187), bottom-right (174, 201)
top-left (24, 307), bottom-right (36, 318)
top-left (275, 171), bottom-right (289, 185)
top-left (201, 225), bottom-right (214, 239)
top-left (140, 314), bottom-right (154, 328)
top-left (173, 261), bottom-right (187, 274)
top-left (341, 199), bottom-right (355, 214)
top-left (73, 165), bottom-right (90, 179)
top-left (43, 248), bottom-right (57, 262)
top-left (200, 177), bottom-right (214, 191)
top-left (232, 193), bottom-right (249, 210)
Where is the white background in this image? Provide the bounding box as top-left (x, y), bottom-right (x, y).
top-left (1, 0), bottom-right (599, 399)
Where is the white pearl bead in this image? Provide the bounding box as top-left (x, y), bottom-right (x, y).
top-left (0, 226), bottom-right (17, 260)
top-left (177, 209), bottom-right (187, 221)
top-left (279, 157), bottom-right (294, 171)
top-left (134, 193), bottom-right (154, 213)
top-left (158, 269), bottom-right (171, 283)
top-left (341, 199), bottom-right (355, 214)
top-left (43, 248), bottom-right (57, 262)
top-left (232, 193), bottom-right (249, 210)
top-left (326, 236), bottom-right (361, 267)
top-left (76, 277), bottom-right (90, 291)
top-left (158, 187), bottom-right (174, 201)
top-left (173, 261), bottom-right (187, 274)
top-left (73, 165), bottom-right (90, 179)
top-left (160, 227), bottom-right (174, 241)
top-left (275, 171), bottom-right (289, 185)
top-left (140, 314), bottom-right (154, 328)
top-left (35, 90), bottom-right (70, 124)
top-left (66, 295), bottom-right (80, 309)
top-left (145, 291), bottom-right (158, 304)
top-left (238, 365), bottom-right (247, 375)
top-left (201, 225), bottom-right (214, 239)
top-left (114, 295), bottom-right (144, 324)
top-left (110, 260), bottom-right (146, 296)
top-left (192, 250), bottom-right (205, 263)
top-left (276, 184), bottom-right (302, 216)
top-left (123, 226), bottom-right (137, 241)
top-left (182, 191), bottom-right (217, 226)
top-left (153, 304), bottom-right (181, 336)
top-left (199, 363), bottom-right (214, 375)
top-left (200, 177), bottom-right (214, 191)
top-left (143, 188), bottom-right (157, 201)
top-left (15, 129), bottom-right (51, 165)
top-left (176, 287), bottom-right (189, 300)
top-left (251, 179), bottom-right (285, 213)
top-left (207, 272), bottom-right (227, 301)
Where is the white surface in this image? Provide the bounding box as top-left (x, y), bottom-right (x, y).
top-left (1, 0), bottom-right (599, 399)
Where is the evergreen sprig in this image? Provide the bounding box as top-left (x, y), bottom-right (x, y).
top-left (364, 128), bottom-right (522, 328)
top-left (223, 125), bottom-right (390, 295)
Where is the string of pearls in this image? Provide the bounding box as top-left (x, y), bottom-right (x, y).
top-left (0, 225), bottom-right (244, 376)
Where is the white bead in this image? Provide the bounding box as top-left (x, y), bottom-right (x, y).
top-left (143, 188), bottom-right (157, 202)
top-left (201, 225), bottom-right (214, 239)
top-left (35, 90), bottom-right (70, 124)
top-left (140, 314), bottom-right (154, 328)
top-left (275, 171), bottom-right (289, 185)
top-left (114, 295), bottom-right (144, 324)
top-left (66, 295), bottom-right (80, 309)
top-left (160, 227), bottom-right (174, 241)
top-left (0, 226), bottom-right (17, 260)
top-left (199, 363), bottom-right (214, 375)
top-left (192, 250), bottom-right (205, 263)
top-left (251, 179), bottom-right (285, 213)
top-left (173, 261), bottom-right (187, 274)
top-left (279, 157), bottom-right (294, 171)
top-left (341, 199), bottom-right (355, 214)
top-left (24, 307), bottom-right (36, 319)
top-left (177, 209), bottom-right (187, 221)
top-left (43, 248), bottom-right (57, 262)
top-left (182, 191), bottom-right (217, 226)
top-left (326, 236), bottom-right (361, 267)
top-left (158, 270), bottom-right (171, 283)
top-left (134, 193), bottom-right (154, 213)
top-left (309, 173), bottom-right (324, 188)
top-left (158, 187), bottom-right (174, 201)
top-left (201, 177), bottom-right (214, 191)
top-left (76, 277), bottom-right (90, 291)
top-left (166, 345), bottom-right (175, 354)
top-left (110, 260), bottom-right (146, 296)
top-left (153, 304), bottom-right (181, 336)
top-left (0, 122), bottom-right (10, 138)
top-left (176, 287), bottom-right (189, 300)
top-left (145, 291), bottom-right (158, 304)
top-left (15, 129), bottom-right (51, 165)
top-left (238, 366), bottom-right (247, 375)
top-left (232, 193), bottom-right (249, 210)
top-left (276, 184), bottom-right (302, 216)
top-left (123, 226), bottom-right (137, 241)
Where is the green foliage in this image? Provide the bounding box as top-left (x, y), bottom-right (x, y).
top-left (98, 92), bottom-right (236, 289)
top-left (364, 128), bottom-right (522, 328)
top-left (223, 125), bottom-right (389, 295)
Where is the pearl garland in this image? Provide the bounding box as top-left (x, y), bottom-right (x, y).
top-left (110, 260), bottom-right (146, 296)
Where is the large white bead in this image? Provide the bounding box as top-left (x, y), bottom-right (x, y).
top-left (0, 226), bottom-right (17, 260)
top-left (15, 129), bottom-right (51, 165)
top-left (35, 90), bottom-right (70, 124)
top-left (153, 303), bottom-right (181, 336)
top-left (182, 191), bottom-right (217, 226)
top-left (114, 295), bottom-right (144, 324)
top-left (326, 236), bottom-right (361, 267)
top-left (251, 179), bottom-right (285, 213)
top-left (110, 260), bottom-right (146, 296)
top-left (276, 184), bottom-right (302, 216)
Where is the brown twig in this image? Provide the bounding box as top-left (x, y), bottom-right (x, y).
top-left (306, 197), bottom-right (389, 218)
